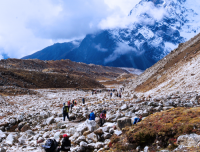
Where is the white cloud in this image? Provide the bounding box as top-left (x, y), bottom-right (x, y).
top-left (99, 1), bottom-right (167, 29)
top-left (0, 0), bottom-right (167, 59)
top-left (95, 44), bottom-right (108, 52)
top-left (104, 42), bottom-right (137, 63)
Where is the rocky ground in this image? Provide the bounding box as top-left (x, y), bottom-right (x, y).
top-left (1, 86), bottom-right (200, 152)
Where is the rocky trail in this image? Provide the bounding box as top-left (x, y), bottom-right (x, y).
top-left (1, 86), bottom-right (200, 152)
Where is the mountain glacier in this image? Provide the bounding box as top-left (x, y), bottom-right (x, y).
top-left (22, 0), bottom-right (200, 70)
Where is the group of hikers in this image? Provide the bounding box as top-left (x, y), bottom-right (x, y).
top-left (62, 98), bottom-right (86, 121)
top-left (42, 87), bottom-right (143, 152)
top-left (88, 110), bottom-right (107, 127)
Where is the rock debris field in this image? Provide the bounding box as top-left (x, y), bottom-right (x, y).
top-left (1, 88), bottom-right (200, 152)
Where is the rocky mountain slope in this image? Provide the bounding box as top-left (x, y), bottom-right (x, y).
top-left (22, 0), bottom-right (200, 70)
top-left (126, 32), bottom-right (200, 96)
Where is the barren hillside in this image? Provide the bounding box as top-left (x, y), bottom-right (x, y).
top-left (126, 33), bottom-right (200, 96)
top-left (0, 59), bottom-right (128, 80)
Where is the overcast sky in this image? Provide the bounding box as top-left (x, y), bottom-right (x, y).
top-left (0, 0), bottom-right (141, 59)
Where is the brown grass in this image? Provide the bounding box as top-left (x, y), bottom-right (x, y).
top-left (107, 107), bottom-right (200, 151)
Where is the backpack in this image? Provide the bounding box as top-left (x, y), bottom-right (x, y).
top-left (63, 106), bottom-right (69, 113)
top-left (42, 139), bottom-right (57, 152)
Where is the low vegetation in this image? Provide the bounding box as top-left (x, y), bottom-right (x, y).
top-left (108, 107), bottom-right (200, 151)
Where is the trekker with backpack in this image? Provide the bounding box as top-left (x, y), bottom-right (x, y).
top-left (42, 138), bottom-right (58, 152)
top-left (63, 103), bottom-right (70, 121)
top-left (89, 111), bottom-right (95, 120)
top-left (82, 98), bottom-right (85, 104)
top-left (56, 134), bottom-right (71, 152)
top-left (133, 115), bottom-right (142, 124)
top-left (100, 110), bottom-right (106, 127)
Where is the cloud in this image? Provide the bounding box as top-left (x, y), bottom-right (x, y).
top-left (99, 1), bottom-right (167, 29)
top-left (0, 0), bottom-right (167, 59)
top-left (104, 42), bottom-right (137, 63)
top-left (0, 0), bottom-right (118, 58)
top-left (94, 44), bottom-right (108, 52)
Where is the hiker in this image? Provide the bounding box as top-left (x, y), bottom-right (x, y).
top-left (82, 98), bottom-right (85, 104)
top-left (56, 134), bottom-right (71, 152)
top-left (74, 100), bottom-right (77, 106)
top-left (42, 138), bottom-right (58, 152)
top-left (67, 100), bottom-right (70, 107)
top-left (119, 93), bottom-right (121, 98)
top-left (133, 115), bottom-right (142, 124)
top-left (110, 92), bottom-right (112, 98)
top-left (63, 103), bottom-right (70, 121)
top-left (70, 103), bottom-right (74, 110)
top-left (89, 111), bottom-right (95, 120)
top-left (100, 110), bottom-right (106, 127)
top-left (92, 91), bottom-right (93, 95)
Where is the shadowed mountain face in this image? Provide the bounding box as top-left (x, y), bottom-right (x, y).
top-left (22, 0), bottom-right (200, 70)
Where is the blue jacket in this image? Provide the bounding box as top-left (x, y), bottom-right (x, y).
top-left (89, 112), bottom-right (95, 120)
top-left (133, 118), bottom-right (141, 124)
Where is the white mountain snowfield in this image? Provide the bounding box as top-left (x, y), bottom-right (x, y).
top-left (107, 0), bottom-right (200, 64)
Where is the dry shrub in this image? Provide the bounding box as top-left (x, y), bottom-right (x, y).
top-left (110, 107), bottom-right (200, 151)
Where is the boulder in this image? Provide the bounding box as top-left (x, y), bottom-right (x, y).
top-left (21, 124), bottom-right (30, 132)
top-left (120, 104), bottom-right (128, 111)
top-left (94, 128), bottom-right (103, 135)
top-left (95, 142), bottom-right (104, 149)
top-left (80, 141), bottom-right (88, 148)
top-left (87, 132), bottom-right (98, 142)
top-left (0, 130), bottom-right (6, 139)
top-left (109, 128), bottom-right (114, 134)
top-left (114, 130), bottom-right (122, 136)
top-left (69, 132), bottom-right (80, 141)
top-left (177, 134), bottom-right (200, 147)
top-left (163, 107), bottom-right (174, 111)
top-left (5, 133), bottom-right (17, 145)
top-left (77, 124), bottom-right (88, 134)
top-left (0, 147), bottom-right (6, 152)
top-left (83, 130), bottom-right (92, 136)
top-left (85, 120), bottom-right (99, 132)
top-left (46, 116), bottom-right (55, 125)
top-left (18, 135), bottom-right (26, 145)
top-left (75, 136), bottom-right (86, 144)
top-left (103, 132), bottom-right (111, 139)
top-left (117, 117), bottom-right (132, 130)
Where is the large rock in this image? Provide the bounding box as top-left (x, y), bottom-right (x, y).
top-left (177, 134), bottom-right (200, 147)
top-left (0, 130), bottom-right (6, 139)
top-left (85, 120), bottom-right (99, 132)
top-left (80, 141), bottom-right (88, 148)
top-left (75, 136), bottom-right (86, 144)
top-left (21, 124), bottom-right (30, 132)
top-left (94, 128), bottom-right (103, 135)
top-left (46, 116), bottom-right (55, 125)
top-left (69, 132), bottom-right (80, 141)
top-left (87, 132), bottom-right (98, 142)
top-left (77, 124), bottom-right (88, 134)
top-left (5, 133), bottom-right (17, 145)
top-left (120, 104), bottom-right (128, 111)
top-left (117, 117), bottom-right (132, 130)
top-left (0, 147), bottom-right (6, 152)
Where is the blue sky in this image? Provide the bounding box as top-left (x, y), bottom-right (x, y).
top-left (0, 0), bottom-right (140, 59)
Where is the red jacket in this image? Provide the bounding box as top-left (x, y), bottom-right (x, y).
top-left (100, 113), bottom-right (106, 119)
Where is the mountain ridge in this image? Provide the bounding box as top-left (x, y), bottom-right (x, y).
top-left (22, 0), bottom-right (200, 70)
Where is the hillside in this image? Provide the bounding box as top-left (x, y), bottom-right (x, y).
top-left (126, 32), bottom-right (200, 96)
top-left (0, 58), bottom-right (133, 95)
